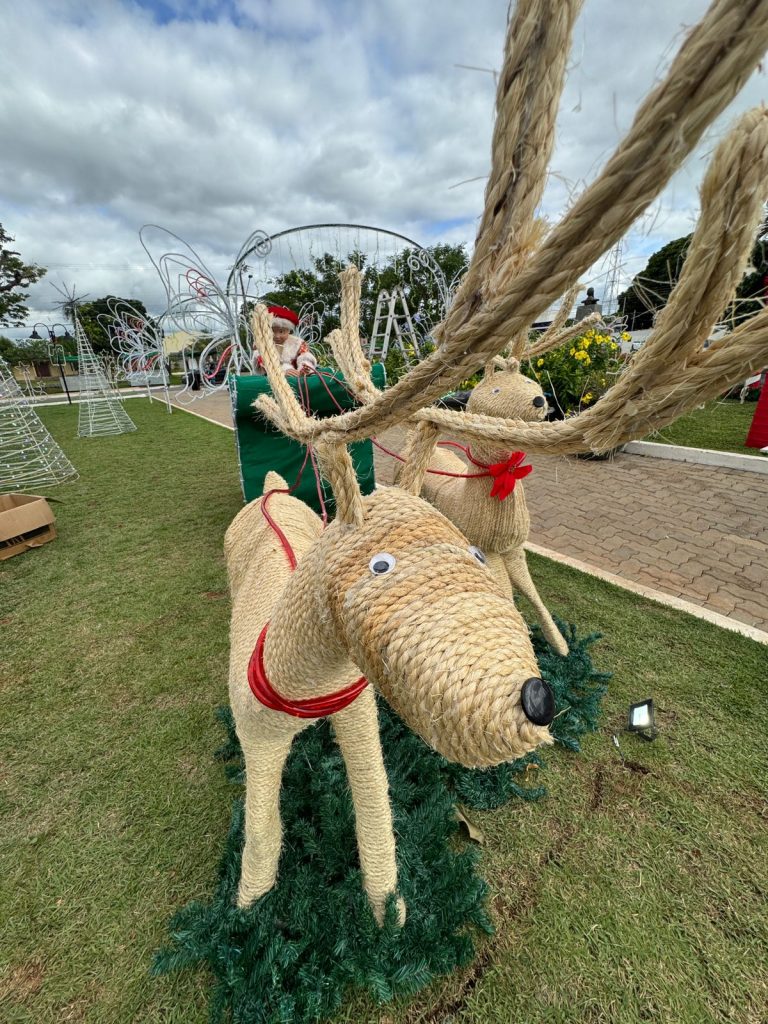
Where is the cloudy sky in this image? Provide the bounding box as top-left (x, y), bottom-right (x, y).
top-left (1, 0), bottom-right (766, 338)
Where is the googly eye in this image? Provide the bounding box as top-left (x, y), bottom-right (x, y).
top-left (469, 546), bottom-right (487, 565)
top-left (369, 552), bottom-right (396, 575)
top-left (492, 387), bottom-right (501, 394)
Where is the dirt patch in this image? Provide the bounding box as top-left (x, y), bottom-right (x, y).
top-left (539, 821), bottom-right (577, 870)
top-left (203, 590), bottom-right (228, 600)
top-left (590, 765), bottom-right (605, 811)
top-left (0, 958), bottom-right (44, 1002)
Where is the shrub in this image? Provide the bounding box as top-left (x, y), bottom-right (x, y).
top-left (523, 326), bottom-right (624, 416)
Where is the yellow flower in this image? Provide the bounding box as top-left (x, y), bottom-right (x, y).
top-left (621, 332), bottom-right (631, 341)
top-left (537, 358), bottom-right (544, 367)
top-left (569, 347), bottom-right (576, 356)
top-left (584, 392), bottom-right (593, 403)
top-left (610, 341), bottom-right (619, 350)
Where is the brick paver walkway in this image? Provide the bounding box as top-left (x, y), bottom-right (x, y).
top-left (172, 397), bottom-right (768, 634)
top-left (525, 451), bottom-right (768, 632)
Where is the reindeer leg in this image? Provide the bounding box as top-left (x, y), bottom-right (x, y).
top-left (237, 725), bottom-right (299, 908)
top-left (331, 687), bottom-right (405, 927)
top-left (502, 546), bottom-right (569, 657)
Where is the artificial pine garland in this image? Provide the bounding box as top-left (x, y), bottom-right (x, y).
top-left (154, 620), bottom-right (609, 1023)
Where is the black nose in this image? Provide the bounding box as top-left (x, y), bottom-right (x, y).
top-left (521, 677), bottom-right (555, 725)
top-left (532, 395), bottom-right (546, 408)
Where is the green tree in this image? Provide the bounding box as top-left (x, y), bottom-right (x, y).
top-left (0, 225), bottom-right (47, 327)
top-left (617, 213), bottom-right (768, 329)
top-left (68, 296), bottom-right (154, 354)
top-left (617, 235), bottom-right (691, 330)
top-left (254, 243), bottom-right (469, 343)
top-left (0, 335), bottom-right (22, 365)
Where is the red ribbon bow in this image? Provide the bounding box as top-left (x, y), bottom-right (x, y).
top-left (485, 451), bottom-right (533, 501)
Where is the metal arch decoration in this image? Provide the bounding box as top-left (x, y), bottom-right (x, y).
top-left (229, 222), bottom-right (454, 310)
top-left (227, 223), bottom-right (458, 362)
top-left (141, 222), bottom-right (458, 401)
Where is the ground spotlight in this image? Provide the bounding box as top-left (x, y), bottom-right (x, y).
top-left (627, 699), bottom-right (656, 741)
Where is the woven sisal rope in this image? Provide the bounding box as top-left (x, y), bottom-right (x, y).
top-left (410, 364), bottom-right (569, 655)
top-left (257, 0), bottom-right (768, 446)
top-left (526, 311), bottom-right (603, 360)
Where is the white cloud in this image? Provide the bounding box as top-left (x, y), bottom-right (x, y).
top-left (1, 0), bottom-right (765, 337)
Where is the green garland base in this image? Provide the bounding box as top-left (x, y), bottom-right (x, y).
top-left (153, 620), bottom-right (609, 1024)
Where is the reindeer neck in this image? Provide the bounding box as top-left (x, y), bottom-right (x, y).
top-left (469, 437), bottom-right (525, 468)
top-left (262, 543), bottom-right (359, 701)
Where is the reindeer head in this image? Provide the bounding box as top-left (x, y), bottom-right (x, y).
top-left (310, 486), bottom-right (554, 767)
top-left (468, 357), bottom-right (548, 423)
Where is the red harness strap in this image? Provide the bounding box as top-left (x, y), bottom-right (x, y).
top-left (249, 475), bottom-right (369, 718)
top-left (248, 622), bottom-right (368, 718)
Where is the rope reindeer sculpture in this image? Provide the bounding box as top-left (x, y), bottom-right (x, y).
top-left (329, 272), bottom-right (599, 658)
top-left (225, 0), bottom-right (768, 928)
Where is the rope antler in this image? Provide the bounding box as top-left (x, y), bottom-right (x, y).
top-left (326, 267), bottom-right (379, 404)
top-left (415, 107), bottom-right (768, 454)
top-left (255, 0), bottom-right (768, 461)
top-left (252, 304), bottom-right (364, 525)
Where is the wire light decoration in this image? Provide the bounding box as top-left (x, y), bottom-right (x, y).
top-left (74, 315), bottom-right (137, 438)
top-left (0, 356), bottom-right (78, 490)
top-left (101, 298), bottom-right (172, 414)
top-left (140, 225), bottom-right (241, 403)
top-left (141, 223), bottom-right (461, 400)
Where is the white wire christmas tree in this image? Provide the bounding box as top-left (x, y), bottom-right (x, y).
top-left (74, 315), bottom-right (137, 438)
top-left (0, 357), bottom-right (78, 490)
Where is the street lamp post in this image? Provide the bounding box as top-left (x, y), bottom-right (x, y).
top-left (28, 323), bottom-right (73, 405)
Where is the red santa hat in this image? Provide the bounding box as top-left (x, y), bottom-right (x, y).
top-left (267, 304), bottom-right (300, 329)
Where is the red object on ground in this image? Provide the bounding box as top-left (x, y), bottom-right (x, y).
top-left (745, 378), bottom-right (768, 449)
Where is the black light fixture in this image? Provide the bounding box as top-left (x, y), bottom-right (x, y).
top-left (627, 698), bottom-right (656, 741)
top-left (25, 322), bottom-right (73, 405)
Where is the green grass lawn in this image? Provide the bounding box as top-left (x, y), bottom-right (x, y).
top-left (2, 401), bottom-right (767, 1024)
top-left (644, 398), bottom-right (762, 454)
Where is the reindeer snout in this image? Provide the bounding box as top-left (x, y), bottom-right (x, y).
top-left (532, 395), bottom-right (546, 408)
top-left (521, 677), bottom-right (555, 725)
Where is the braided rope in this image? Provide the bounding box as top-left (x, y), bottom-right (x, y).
top-left (398, 421), bottom-right (442, 495)
top-left (255, 0), bottom-right (768, 446)
top-left (454, 0), bottom-right (582, 318)
top-left (251, 303), bottom-right (365, 523)
top-left (526, 311), bottom-right (603, 359)
top-left (529, 282), bottom-right (582, 351)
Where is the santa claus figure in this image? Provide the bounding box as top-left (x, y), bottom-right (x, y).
top-left (251, 305), bottom-right (317, 376)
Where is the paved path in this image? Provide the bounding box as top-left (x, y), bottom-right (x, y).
top-left (167, 387), bottom-right (235, 428)
top-left (524, 451), bottom-right (768, 633)
top-left (170, 394), bottom-right (768, 635)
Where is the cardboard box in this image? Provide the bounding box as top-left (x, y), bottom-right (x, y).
top-left (0, 493), bottom-right (57, 561)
